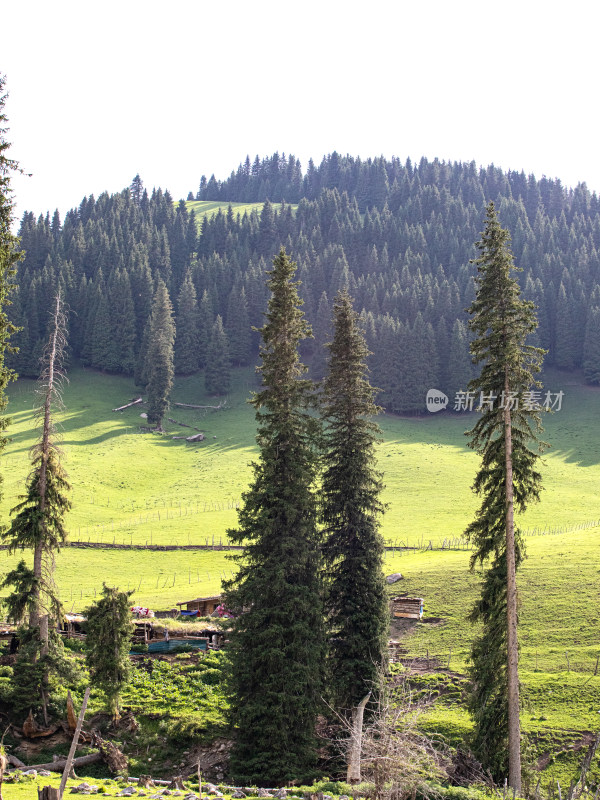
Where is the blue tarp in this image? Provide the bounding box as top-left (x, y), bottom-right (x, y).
top-left (147, 638), bottom-right (207, 653)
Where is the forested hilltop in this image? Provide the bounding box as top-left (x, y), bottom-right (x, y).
top-left (10, 154), bottom-right (600, 412)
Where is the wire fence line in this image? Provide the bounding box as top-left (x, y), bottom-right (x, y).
top-left (391, 644), bottom-right (600, 676)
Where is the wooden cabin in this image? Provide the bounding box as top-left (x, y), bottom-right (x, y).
top-left (63, 613), bottom-right (87, 638)
top-left (176, 595), bottom-right (222, 616)
top-left (391, 596), bottom-right (424, 620)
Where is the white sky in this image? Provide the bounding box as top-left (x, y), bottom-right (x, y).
top-left (3, 0), bottom-right (600, 222)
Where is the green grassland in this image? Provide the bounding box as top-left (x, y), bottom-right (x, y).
top-left (1, 364), bottom-right (599, 611)
top-left (185, 200), bottom-right (295, 229)
top-left (1, 365), bottom-right (600, 784)
top-left (2, 366), bottom-right (598, 553)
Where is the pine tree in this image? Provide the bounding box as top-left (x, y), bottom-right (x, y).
top-left (145, 280), bottom-right (175, 431)
top-left (108, 268), bottom-right (136, 374)
top-left (321, 290), bottom-right (388, 712)
top-left (224, 248), bottom-right (323, 785)
top-left (84, 585), bottom-right (134, 719)
top-left (2, 293), bottom-right (71, 722)
top-left (226, 285), bottom-right (251, 366)
top-left (205, 315), bottom-right (231, 395)
top-left (554, 283), bottom-right (576, 369)
top-left (197, 289), bottom-right (214, 368)
top-left (310, 291), bottom-right (331, 381)
top-left (465, 203), bottom-right (545, 789)
top-left (583, 306), bottom-right (600, 384)
top-left (174, 271), bottom-right (199, 375)
top-left (91, 288), bottom-right (113, 370)
top-left (0, 76), bottom-right (21, 514)
top-left (446, 319), bottom-right (473, 407)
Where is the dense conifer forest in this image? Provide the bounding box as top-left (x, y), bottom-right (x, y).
top-left (10, 153), bottom-right (600, 412)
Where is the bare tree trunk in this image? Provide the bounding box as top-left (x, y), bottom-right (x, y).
top-left (504, 370), bottom-right (521, 792)
top-left (31, 543), bottom-right (43, 629)
top-left (0, 751), bottom-right (7, 800)
top-left (347, 693), bottom-right (371, 784)
top-left (59, 686), bottom-right (90, 800)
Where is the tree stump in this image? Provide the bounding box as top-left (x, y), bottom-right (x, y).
top-left (168, 776), bottom-right (185, 790)
top-left (38, 788), bottom-right (59, 800)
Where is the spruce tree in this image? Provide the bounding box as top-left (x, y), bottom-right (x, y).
top-left (145, 280), bottom-right (175, 431)
top-left (224, 248), bottom-right (323, 785)
top-left (197, 289), bottom-right (214, 368)
top-left (2, 293), bottom-right (71, 722)
top-left (84, 585), bottom-right (134, 719)
top-left (321, 290), bottom-right (388, 711)
top-left (226, 285), bottom-right (251, 366)
top-left (583, 306), bottom-right (600, 384)
top-left (310, 291), bottom-right (331, 381)
top-left (174, 270), bottom-right (200, 375)
top-left (205, 315), bottom-right (231, 395)
top-left (465, 203), bottom-right (545, 789)
top-left (446, 319), bottom-right (474, 407)
top-left (108, 268), bottom-right (136, 374)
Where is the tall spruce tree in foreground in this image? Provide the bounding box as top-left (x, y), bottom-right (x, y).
top-left (0, 76), bottom-right (21, 516)
top-left (321, 290), bottom-right (388, 711)
top-left (465, 203), bottom-right (545, 789)
top-left (225, 248), bottom-right (323, 785)
top-left (144, 280), bottom-right (175, 430)
top-left (84, 585), bottom-right (133, 719)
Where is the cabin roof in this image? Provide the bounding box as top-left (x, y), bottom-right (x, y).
top-left (176, 594), bottom-right (222, 607)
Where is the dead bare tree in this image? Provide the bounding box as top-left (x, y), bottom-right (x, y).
top-left (336, 676), bottom-right (443, 800)
top-left (3, 292), bottom-right (71, 722)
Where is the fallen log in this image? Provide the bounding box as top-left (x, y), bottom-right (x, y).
top-left (186, 433), bottom-right (205, 442)
top-left (173, 402), bottom-right (226, 410)
top-left (113, 398), bottom-right (143, 412)
top-left (6, 755), bottom-right (26, 769)
top-left (11, 752), bottom-right (101, 773)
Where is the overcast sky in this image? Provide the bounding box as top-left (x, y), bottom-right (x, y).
top-left (3, 0), bottom-right (600, 222)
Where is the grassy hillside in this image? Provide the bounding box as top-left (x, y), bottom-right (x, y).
top-left (185, 200), bottom-right (295, 229)
top-left (1, 366), bottom-right (599, 785)
top-left (2, 366), bottom-right (599, 547)
top-left (1, 363), bottom-right (598, 644)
